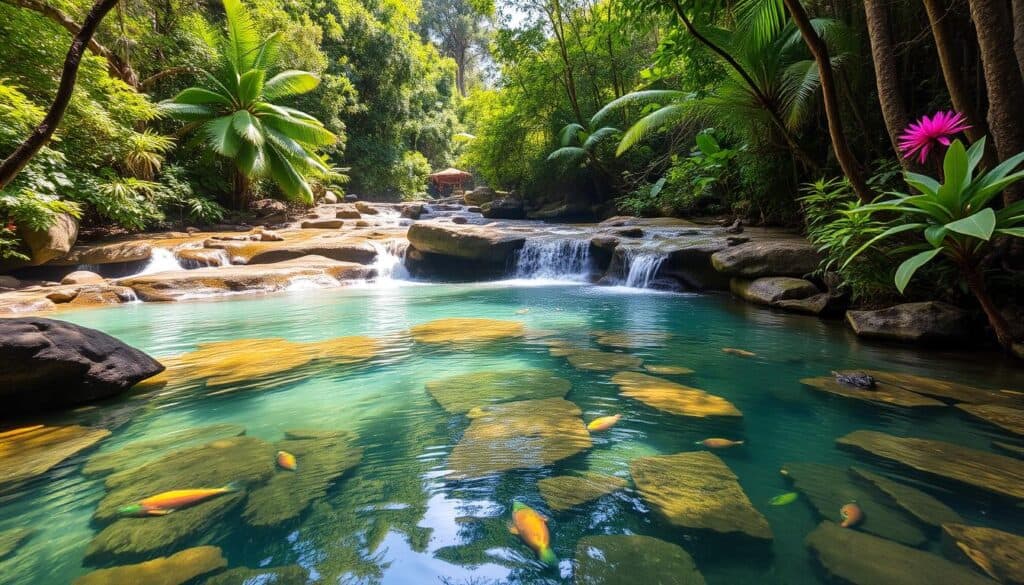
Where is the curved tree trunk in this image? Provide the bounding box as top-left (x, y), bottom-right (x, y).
top-left (1014, 0), bottom-right (1024, 78)
top-left (783, 0), bottom-right (874, 203)
top-left (0, 0), bottom-right (136, 87)
top-left (968, 0), bottom-right (1024, 205)
top-left (0, 0), bottom-right (121, 190)
top-left (863, 0), bottom-right (911, 166)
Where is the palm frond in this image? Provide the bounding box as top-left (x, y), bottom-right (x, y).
top-left (159, 102), bottom-right (218, 121)
top-left (264, 141), bottom-right (314, 203)
top-left (558, 123), bottom-right (586, 147)
top-left (546, 146), bottom-right (587, 166)
top-left (222, 0), bottom-right (260, 73)
top-left (202, 116), bottom-right (242, 156)
top-left (590, 90), bottom-right (690, 128)
top-left (260, 114), bottom-right (336, 147)
top-left (735, 0), bottom-right (786, 49)
top-left (262, 70), bottom-right (321, 101)
top-left (616, 103), bottom-right (687, 156)
top-left (583, 126), bottom-right (621, 152)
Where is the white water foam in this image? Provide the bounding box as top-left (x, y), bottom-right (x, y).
top-left (623, 251), bottom-right (668, 288)
top-left (513, 239), bottom-right (592, 281)
top-left (368, 239), bottom-right (410, 282)
top-left (136, 247), bottom-right (185, 275)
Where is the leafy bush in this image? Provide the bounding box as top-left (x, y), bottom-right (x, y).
top-left (396, 151), bottom-right (432, 199)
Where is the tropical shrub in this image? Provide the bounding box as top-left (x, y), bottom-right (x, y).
top-left (396, 151), bottom-right (432, 199)
top-left (845, 138), bottom-right (1024, 349)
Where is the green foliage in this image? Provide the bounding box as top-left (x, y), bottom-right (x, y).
top-left (396, 151), bottom-right (432, 199)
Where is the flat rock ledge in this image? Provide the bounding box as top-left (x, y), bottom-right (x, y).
top-left (850, 466), bottom-right (963, 528)
top-left (711, 239), bottom-right (821, 278)
top-left (836, 430), bottom-right (1024, 500)
top-left (806, 521), bottom-right (995, 585)
top-left (538, 472), bottom-right (628, 512)
top-left (1, 425), bottom-right (111, 492)
top-left (613, 371), bottom-right (741, 418)
top-left (630, 451), bottom-right (772, 540)
top-left (846, 302), bottom-right (972, 344)
top-left (729, 277), bottom-right (819, 306)
top-left (574, 534), bottom-right (706, 585)
top-left (942, 523), bottom-right (1024, 584)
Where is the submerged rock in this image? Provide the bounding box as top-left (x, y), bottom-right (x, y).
top-left (846, 302), bottom-right (972, 344)
top-left (957, 403), bottom-right (1024, 436)
top-left (425, 369), bottom-right (571, 413)
top-left (243, 431), bottom-right (363, 527)
top-left (729, 277), bottom-right (819, 306)
top-left (850, 467), bottom-right (962, 528)
top-left (780, 462), bottom-right (927, 546)
top-left (710, 239), bottom-right (820, 278)
top-left (591, 330), bottom-right (671, 349)
top-left (74, 546), bottom-right (227, 585)
top-left (942, 523), bottom-right (1024, 584)
top-left (538, 472), bottom-right (628, 512)
top-left (562, 348), bottom-right (643, 372)
top-left (805, 521), bottom-right (994, 585)
top-left (202, 565), bottom-right (308, 585)
top-left (574, 534), bottom-right (706, 585)
top-left (83, 424), bottom-right (247, 477)
top-left (447, 398), bottom-right (592, 478)
top-left (0, 425), bottom-right (111, 492)
top-left (0, 528), bottom-right (34, 561)
top-left (836, 430), bottom-right (1024, 500)
top-left (630, 451), bottom-right (772, 540)
top-left (859, 370), bottom-right (1018, 405)
top-left (409, 318), bottom-right (525, 344)
top-left (0, 317), bottom-right (165, 416)
top-left (643, 364), bottom-right (695, 376)
top-left (801, 374), bottom-right (946, 408)
top-left (612, 371), bottom-right (741, 418)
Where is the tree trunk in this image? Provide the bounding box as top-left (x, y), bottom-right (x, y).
top-left (455, 46), bottom-right (467, 96)
top-left (783, 0), bottom-right (874, 203)
top-left (968, 0), bottom-right (1024, 206)
top-left (863, 0), bottom-right (911, 166)
top-left (0, 0), bottom-right (136, 87)
top-left (962, 259), bottom-right (1016, 351)
top-left (1014, 0), bottom-right (1024, 78)
top-left (0, 0), bottom-right (121, 190)
top-left (233, 169), bottom-right (252, 210)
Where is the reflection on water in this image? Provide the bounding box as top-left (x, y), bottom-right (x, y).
top-left (1, 283), bottom-right (1022, 585)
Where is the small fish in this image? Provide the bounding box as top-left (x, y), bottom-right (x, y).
top-left (696, 438), bottom-right (745, 449)
top-left (509, 501), bottom-right (557, 566)
top-left (276, 450), bottom-right (297, 471)
top-left (840, 502), bottom-right (864, 528)
top-left (118, 483), bottom-right (239, 516)
top-left (723, 348), bottom-right (756, 358)
top-left (587, 414), bottom-right (622, 432)
top-left (769, 492), bottom-right (799, 506)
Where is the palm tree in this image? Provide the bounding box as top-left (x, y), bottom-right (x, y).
top-left (160, 0), bottom-right (335, 208)
top-left (547, 122), bottom-right (621, 169)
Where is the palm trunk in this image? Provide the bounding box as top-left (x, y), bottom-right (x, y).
top-left (784, 0), bottom-right (874, 203)
top-left (1014, 0), bottom-right (1024, 78)
top-left (0, 0), bottom-right (121, 189)
top-left (233, 169), bottom-right (252, 211)
top-left (967, 0), bottom-right (1024, 206)
top-left (961, 259), bottom-right (1015, 351)
top-left (863, 0), bottom-right (911, 166)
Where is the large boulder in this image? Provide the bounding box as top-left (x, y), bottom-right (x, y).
top-left (710, 239), bottom-right (821, 278)
top-left (0, 318), bottom-right (165, 416)
top-left (846, 302), bottom-right (972, 344)
top-left (322, 191), bottom-right (339, 204)
top-left (51, 240), bottom-right (152, 266)
top-left (464, 186), bottom-right (497, 206)
top-left (250, 199), bottom-right (288, 224)
top-left (354, 201), bottom-right (379, 215)
top-left (61, 271), bottom-right (106, 285)
top-left (481, 197), bottom-right (525, 219)
top-left (406, 222), bottom-right (525, 264)
top-left (729, 277), bottom-right (819, 306)
top-left (17, 212), bottom-right (79, 265)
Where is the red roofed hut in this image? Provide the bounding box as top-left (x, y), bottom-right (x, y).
top-left (428, 168), bottom-right (473, 197)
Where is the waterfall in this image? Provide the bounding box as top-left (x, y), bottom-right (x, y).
top-left (136, 247), bottom-right (184, 275)
top-left (622, 251), bottom-right (668, 288)
top-left (513, 239), bottom-right (592, 280)
top-left (368, 239), bottom-right (410, 281)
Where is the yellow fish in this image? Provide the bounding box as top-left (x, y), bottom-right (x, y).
top-left (696, 438), bottom-right (745, 449)
top-left (510, 502), bottom-right (557, 566)
top-left (587, 414), bottom-right (622, 432)
top-left (840, 502), bottom-right (864, 528)
top-left (118, 484), bottom-right (238, 516)
top-left (276, 450), bottom-right (297, 471)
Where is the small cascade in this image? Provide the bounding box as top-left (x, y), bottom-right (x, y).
top-left (369, 239), bottom-right (410, 281)
top-left (135, 247), bottom-right (184, 275)
top-left (513, 239), bottom-right (592, 280)
top-left (622, 251), bottom-right (668, 288)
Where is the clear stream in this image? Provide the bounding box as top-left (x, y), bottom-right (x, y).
top-left (1, 281), bottom-right (1022, 584)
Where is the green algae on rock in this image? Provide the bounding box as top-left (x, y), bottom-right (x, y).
top-left (780, 462), bottom-right (928, 546)
top-left (83, 424), bottom-right (247, 477)
top-left (613, 371), bottom-right (741, 418)
top-left (849, 467), bottom-right (963, 528)
top-left (538, 472), bottom-right (628, 512)
top-left (447, 398), bottom-right (592, 478)
top-left (425, 369), bottom-right (571, 413)
top-left (74, 546), bottom-right (227, 585)
top-left (409, 318), bottom-right (525, 344)
top-left (563, 348), bottom-right (643, 372)
top-left (957, 403), bottom-right (1024, 436)
top-left (243, 431), bottom-right (363, 527)
top-left (591, 330), bottom-right (671, 349)
top-left (0, 528), bottom-right (34, 561)
top-left (201, 565), bottom-right (308, 585)
top-left (800, 374), bottom-right (946, 408)
top-left (805, 522), bottom-right (994, 585)
top-left (0, 424), bottom-right (111, 493)
top-left (837, 430), bottom-right (1024, 500)
top-left (630, 451), bottom-right (772, 540)
top-left (643, 364), bottom-right (695, 376)
top-left (942, 523), bottom-right (1024, 584)
top-left (574, 534), bottom-right (706, 585)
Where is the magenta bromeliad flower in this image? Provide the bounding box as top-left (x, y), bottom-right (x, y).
top-left (898, 111), bottom-right (972, 164)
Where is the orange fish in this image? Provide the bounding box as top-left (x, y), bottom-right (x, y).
top-left (696, 438), bottom-right (745, 449)
top-left (722, 348), bottom-right (756, 358)
top-left (118, 483), bottom-right (238, 516)
top-left (587, 414), bottom-right (622, 432)
top-left (840, 502), bottom-right (864, 528)
top-left (276, 450), bottom-right (297, 471)
top-left (510, 502), bottom-right (557, 566)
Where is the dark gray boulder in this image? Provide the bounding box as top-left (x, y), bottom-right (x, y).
top-left (481, 197), bottom-right (526, 219)
top-left (0, 318), bottom-right (164, 416)
top-left (846, 302), bottom-right (973, 344)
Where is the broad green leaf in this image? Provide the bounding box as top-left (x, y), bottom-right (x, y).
top-left (264, 142), bottom-right (313, 203)
top-left (938, 140), bottom-right (968, 208)
top-left (158, 102), bottom-right (216, 121)
top-left (547, 146), bottom-right (586, 165)
top-left (263, 70), bottom-right (321, 100)
top-left (558, 123), bottom-right (586, 147)
top-left (841, 223), bottom-right (927, 269)
top-left (966, 136), bottom-right (987, 175)
top-left (261, 114), bottom-right (336, 147)
top-left (238, 69), bottom-right (265, 106)
top-left (223, 0), bottom-right (260, 72)
top-left (616, 103), bottom-right (686, 156)
top-left (232, 110), bottom-right (264, 145)
top-left (895, 249), bottom-right (942, 294)
top-left (902, 172), bottom-right (940, 197)
top-left (996, 227), bottom-right (1024, 238)
top-left (173, 87), bottom-right (232, 107)
top-left (945, 207), bottom-right (996, 241)
top-left (924, 225), bottom-right (948, 247)
top-left (236, 142), bottom-right (265, 176)
top-left (695, 133), bottom-right (720, 155)
top-left (202, 116), bottom-right (241, 157)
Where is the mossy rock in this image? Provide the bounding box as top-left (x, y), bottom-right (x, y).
top-left (942, 523), bottom-right (1024, 584)
top-left (202, 565), bottom-right (308, 585)
top-left (0, 528), bottom-right (34, 561)
top-left (243, 431), bottom-right (363, 527)
top-left (780, 462), bottom-right (927, 546)
top-left (538, 472), bottom-right (628, 512)
top-left (806, 521), bottom-right (994, 585)
top-left (630, 451), bottom-right (772, 540)
top-left (74, 546), bottom-right (227, 585)
top-left (425, 369), bottom-right (571, 413)
top-left (563, 348), bottom-right (643, 372)
top-left (0, 425), bottom-right (110, 492)
top-left (862, 370), bottom-right (1020, 406)
top-left (613, 371), bottom-right (741, 418)
top-left (574, 534), bottom-right (706, 585)
top-left (409, 318), bottom-right (525, 344)
top-left (850, 467), bottom-right (962, 528)
top-left (591, 330), bottom-right (671, 349)
top-left (957, 403), bottom-right (1024, 436)
top-left (83, 424), bottom-right (246, 477)
top-left (801, 375), bottom-right (945, 408)
top-left (643, 365), bottom-right (695, 376)
top-left (447, 398), bottom-right (592, 479)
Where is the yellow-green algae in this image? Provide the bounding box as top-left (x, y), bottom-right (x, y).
top-left (425, 369), bottom-right (571, 413)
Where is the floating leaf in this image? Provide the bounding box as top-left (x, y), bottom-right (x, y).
top-left (769, 492), bottom-right (799, 506)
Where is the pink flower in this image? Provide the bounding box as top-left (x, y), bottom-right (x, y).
top-left (898, 111), bottom-right (972, 164)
